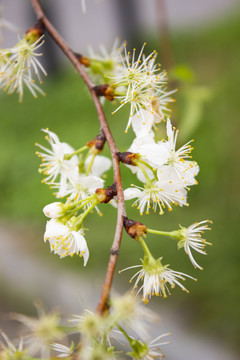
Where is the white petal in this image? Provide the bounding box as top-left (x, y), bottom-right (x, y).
top-left (79, 175), bottom-right (104, 192)
top-left (124, 187), bottom-right (142, 200)
top-left (132, 110), bottom-right (155, 137)
top-left (85, 155), bottom-right (111, 177)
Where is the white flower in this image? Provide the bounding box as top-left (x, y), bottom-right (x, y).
top-left (0, 331), bottom-right (25, 359)
top-left (11, 305), bottom-right (64, 359)
top-left (36, 129), bottom-right (79, 193)
top-left (128, 334), bottom-right (170, 360)
top-left (142, 334), bottom-right (170, 360)
top-left (131, 110), bottom-right (155, 139)
top-left (111, 43), bottom-right (175, 129)
top-left (137, 118), bottom-right (199, 186)
top-left (163, 118), bottom-right (199, 185)
top-left (121, 260), bottom-right (195, 303)
top-left (124, 180), bottom-right (187, 215)
top-left (44, 218), bottom-right (89, 265)
top-left (53, 171), bottom-right (104, 201)
top-left (43, 202), bottom-right (65, 218)
top-left (0, 35), bottom-right (46, 100)
top-left (177, 220), bottom-right (212, 269)
top-left (87, 38), bottom-right (123, 85)
top-left (111, 293), bottom-right (157, 339)
top-left (51, 343), bottom-right (73, 358)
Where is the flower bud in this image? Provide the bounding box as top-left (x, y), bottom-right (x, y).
top-left (95, 183), bottom-right (117, 203)
top-left (43, 202), bottom-right (65, 218)
top-left (25, 21), bottom-right (45, 43)
top-left (116, 151), bottom-right (140, 165)
top-left (75, 52), bottom-right (91, 67)
top-left (93, 84), bottom-right (115, 101)
top-left (123, 217), bottom-right (147, 239)
top-left (86, 130), bottom-right (106, 153)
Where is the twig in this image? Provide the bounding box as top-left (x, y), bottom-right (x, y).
top-left (30, 0), bottom-right (126, 314)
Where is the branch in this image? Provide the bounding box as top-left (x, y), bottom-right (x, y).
top-left (30, 0), bottom-right (126, 314)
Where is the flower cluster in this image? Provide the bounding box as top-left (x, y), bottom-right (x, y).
top-left (121, 112), bottom-right (198, 215)
top-left (77, 41), bottom-right (174, 130)
top-left (36, 128), bottom-right (114, 265)
top-left (0, 15), bottom-right (213, 359)
top-left (0, 22), bottom-right (46, 101)
top-left (0, 294), bottom-right (170, 360)
top-left (110, 43), bottom-right (175, 130)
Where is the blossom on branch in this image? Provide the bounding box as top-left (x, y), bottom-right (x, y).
top-left (36, 129), bottom-right (79, 193)
top-left (110, 43), bottom-right (175, 130)
top-left (175, 220), bottom-right (213, 269)
top-left (0, 26), bottom-right (46, 101)
top-left (124, 181), bottom-right (188, 215)
top-left (127, 333), bottom-right (170, 360)
top-left (44, 218), bottom-right (89, 265)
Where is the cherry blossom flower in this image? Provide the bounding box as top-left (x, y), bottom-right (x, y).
top-left (121, 259), bottom-right (195, 303)
top-left (124, 180), bottom-right (187, 215)
top-left (176, 220), bottom-right (212, 269)
top-left (111, 44), bottom-right (175, 129)
top-left (44, 218), bottom-right (89, 265)
top-left (0, 35), bottom-right (46, 100)
top-left (51, 343), bottom-right (74, 358)
top-left (36, 129), bottom-right (79, 193)
top-left (128, 333), bottom-right (170, 360)
top-left (0, 331), bottom-right (26, 359)
top-left (11, 304), bottom-right (64, 359)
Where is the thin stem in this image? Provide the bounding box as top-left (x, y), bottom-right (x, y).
top-left (85, 153), bottom-right (96, 175)
top-left (136, 162), bottom-right (152, 183)
top-left (117, 324), bottom-right (132, 342)
top-left (137, 159), bottom-right (158, 180)
top-left (73, 199), bottom-right (98, 230)
top-left (138, 236), bottom-right (152, 258)
top-left (147, 228), bottom-right (173, 237)
top-left (147, 228), bottom-right (181, 240)
top-left (30, 0), bottom-right (126, 314)
top-left (64, 145), bottom-right (88, 160)
top-left (74, 195), bottom-right (97, 212)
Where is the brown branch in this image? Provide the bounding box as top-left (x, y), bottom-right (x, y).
top-left (30, 0), bottom-right (126, 314)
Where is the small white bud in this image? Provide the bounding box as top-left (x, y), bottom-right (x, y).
top-left (43, 202), bottom-right (65, 218)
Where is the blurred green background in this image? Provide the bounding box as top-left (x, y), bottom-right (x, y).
top-left (0, 7), bottom-right (239, 355)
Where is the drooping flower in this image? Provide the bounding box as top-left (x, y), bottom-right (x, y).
top-left (87, 38), bottom-right (123, 85)
top-left (110, 44), bottom-right (175, 130)
top-left (44, 218), bottom-right (89, 265)
top-left (175, 220), bottom-right (212, 269)
top-left (124, 262), bottom-right (195, 302)
top-left (160, 119), bottom-right (199, 186)
top-left (0, 34), bottom-right (46, 100)
top-left (110, 293), bottom-right (157, 339)
top-left (11, 304), bottom-right (64, 359)
top-left (0, 331), bottom-right (28, 360)
top-left (124, 180), bottom-right (188, 215)
top-left (127, 333), bottom-right (170, 360)
top-left (53, 172), bottom-right (104, 202)
top-left (71, 310), bottom-right (105, 340)
top-left (35, 129), bottom-right (79, 193)
top-left (120, 240), bottom-right (196, 303)
top-left (51, 343), bottom-right (74, 358)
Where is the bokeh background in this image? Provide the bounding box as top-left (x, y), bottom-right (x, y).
top-left (0, 0), bottom-right (240, 359)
